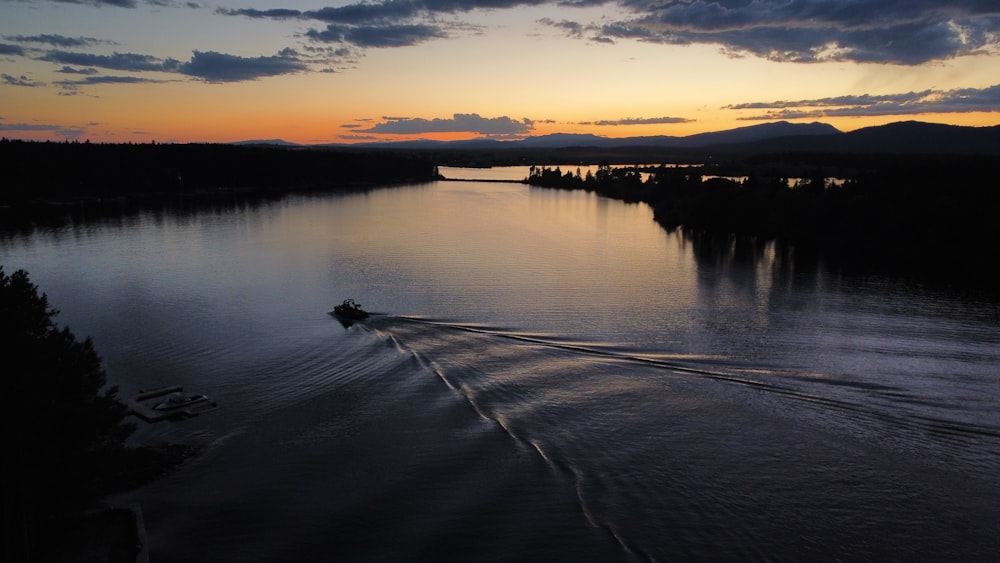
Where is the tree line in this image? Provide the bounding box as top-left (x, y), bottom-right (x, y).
top-left (0, 140), bottom-right (439, 223)
top-left (526, 155), bottom-right (998, 288)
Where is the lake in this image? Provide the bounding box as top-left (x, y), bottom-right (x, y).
top-left (2, 167), bottom-right (998, 561)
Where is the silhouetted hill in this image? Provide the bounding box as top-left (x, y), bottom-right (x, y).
top-left (301, 120), bottom-right (1000, 156)
top-left (232, 139), bottom-right (300, 147)
top-left (712, 121), bottom-right (1000, 155)
top-left (677, 121), bottom-right (840, 147)
top-left (325, 121), bottom-right (841, 151)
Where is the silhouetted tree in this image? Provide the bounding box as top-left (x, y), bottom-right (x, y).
top-left (1, 267), bottom-right (135, 561)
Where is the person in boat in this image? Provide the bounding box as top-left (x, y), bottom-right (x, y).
top-left (334, 299), bottom-right (368, 320)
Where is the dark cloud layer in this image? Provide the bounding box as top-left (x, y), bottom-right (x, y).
top-left (0, 43), bottom-right (26, 56)
top-left (11, 1), bottom-right (1000, 65)
top-left (177, 49), bottom-right (307, 81)
top-left (7, 0), bottom-right (999, 99)
top-left (584, 0), bottom-right (1000, 65)
top-left (33, 47), bottom-right (308, 83)
top-left (217, 0), bottom-right (1000, 64)
top-left (730, 84), bottom-right (1000, 120)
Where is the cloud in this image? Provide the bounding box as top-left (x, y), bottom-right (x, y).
top-left (361, 113), bottom-right (535, 135)
top-left (41, 50), bottom-right (180, 72)
top-left (0, 43), bottom-right (26, 56)
top-left (2, 73), bottom-right (41, 87)
top-left (593, 116), bottom-right (693, 126)
top-left (46, 0), bottom-right (137, 7)
top-left (730, 84), bottom-right (1000, 120)
top-left (56, 65), bottom-right (100, 75)
top-left (57, 75), bottom-right (164, 86)
top-left (0, 121), bottom-right (86, 138)
top-left (222, 1), bottom-right (552, 48)
top-left (215, 1), bottom-right (996, 63)
top-left (306, 23), bottom-right (446, 47)
top-left (587, 0), bottom-right (1000, 65)
top-left (35, 49), bottom-right (308, 86)
top-left (538, 17), bottom-right (586, 38)
top-left (5, 34), bottom-right (114, 48)
top-left (35, 46), bottom-right (310, 84)
top-left (216, 8), bottom-right (303, 20)
top-left (176, 49), bottom-right (307, 82)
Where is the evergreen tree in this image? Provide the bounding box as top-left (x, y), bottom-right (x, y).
top-left (1, 267), bottom-right (135, 560)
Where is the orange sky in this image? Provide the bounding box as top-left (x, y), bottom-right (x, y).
top-left (2, 1), bottom-right (998, 144)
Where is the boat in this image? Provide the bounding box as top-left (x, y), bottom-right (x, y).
top-left (331, 298), bottom-right (369, 323)
top-left (154, 391), bottom-right (214, 412)
top-left (124, 385), bottom-right (218, 422)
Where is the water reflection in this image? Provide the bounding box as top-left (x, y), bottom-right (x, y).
top-left (2, 171), bottom-right (999, 562)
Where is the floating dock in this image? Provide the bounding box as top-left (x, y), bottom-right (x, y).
top-left (125, 385), bottom-right (217, 422)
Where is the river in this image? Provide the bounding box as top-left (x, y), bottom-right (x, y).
top-left (2, 167), bottom-right (998, 561)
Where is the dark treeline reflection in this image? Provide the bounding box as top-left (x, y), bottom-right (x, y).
top-left (527, 155), bottom-right (998, 290)
top-left (0, 140), bottom-right (438, 226)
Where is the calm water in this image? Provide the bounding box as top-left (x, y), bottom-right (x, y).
top-left (2, 169), bottom-right (999, 562)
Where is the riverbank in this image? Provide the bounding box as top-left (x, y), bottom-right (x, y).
top-left (37, 505), bottom-right (147, 563)
top-left (526, 155), bottom-right (999, 294)
top-left (31, 443), bottom-right (194, 563)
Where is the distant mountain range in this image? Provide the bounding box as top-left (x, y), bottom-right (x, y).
top-left (236, 120), bottom-right (1000, 155)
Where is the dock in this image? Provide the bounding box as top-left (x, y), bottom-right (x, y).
top-left (125, 385), bottom-right (217, 422)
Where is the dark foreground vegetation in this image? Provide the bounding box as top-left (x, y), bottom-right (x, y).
top-left (527, 154), bottom-right (999, 290)
top-left (0, 139), bottom-right (439, 227)
top-left (1, 267), bottom-right (191, 562)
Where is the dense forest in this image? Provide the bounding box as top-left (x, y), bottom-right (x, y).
top-left (0, 140), bottom-right (439, 224)
top-left (2, 140), bottom-right (996, 289)
top-left (527, 155), bottom-right (999, 289)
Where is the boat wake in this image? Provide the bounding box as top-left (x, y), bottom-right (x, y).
top-left (359, 314), bottom-right (1000, 562)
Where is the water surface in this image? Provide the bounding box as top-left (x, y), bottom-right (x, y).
top-left (2, 172), bottom-right (998, 561)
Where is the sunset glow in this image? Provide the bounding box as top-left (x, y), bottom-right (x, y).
top-left (2, 1), bottom-right (999, 144)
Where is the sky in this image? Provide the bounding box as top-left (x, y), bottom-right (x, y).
top-left (1, 0), bottom-right (999, 144)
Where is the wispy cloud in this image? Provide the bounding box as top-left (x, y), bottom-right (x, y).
top-left (730, 84), bottom-right (1000, 120)
top-left (40, 50), bottom-right (180, 72)
top-left (56, 74), bottom-right (164, 86)
top-left (0, 120), bottom-right (86, 138)
top-left (360, 113), bottom-right (535, 135)
top-left (589, 116), bottom-right (693, 126)
top-left (2, 73), bottom-right (41, 87)
top-left (55, 65), bottom-right (100, 75)
top-left (46, 0), bottom-right (138, 7)
top-left (216, 8), bottom-right (302, 20)
top-left (4, 34), bottom-right (115, 48)
top-left (306, 23), bottom-right (447, 48)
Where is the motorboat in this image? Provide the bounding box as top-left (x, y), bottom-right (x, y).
top-left (331, 298), bottom-right (369, 322)
top-left (124, 385), bottom-right (218, 422)
top-left (154, 391), bottom-right (214, 412)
